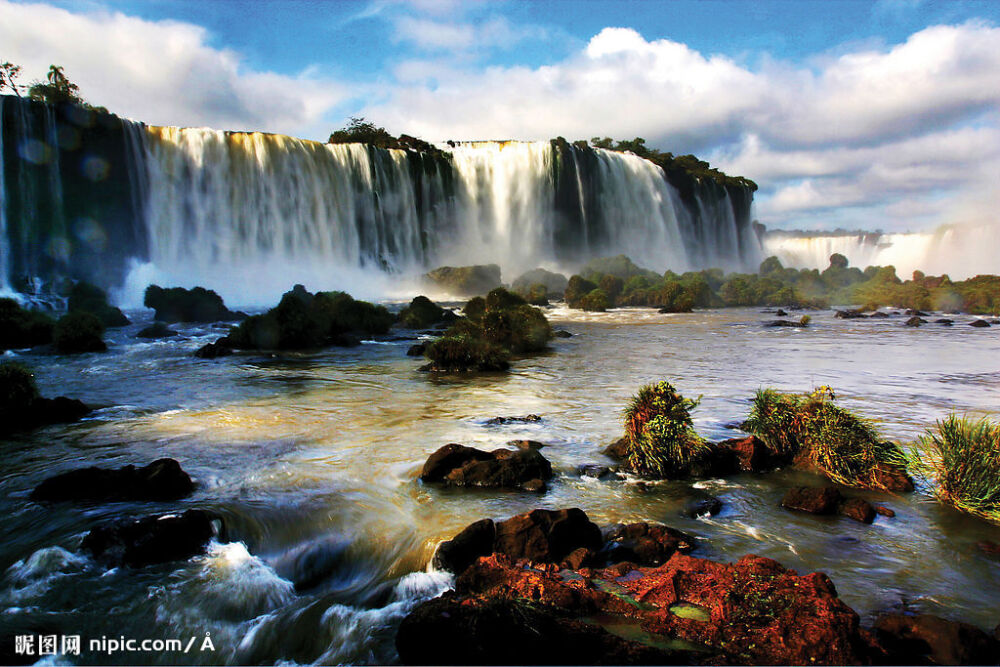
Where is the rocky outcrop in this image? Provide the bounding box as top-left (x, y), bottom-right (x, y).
top-left (32, 458), bottom-right (194, 503)
top-left (781, 487), bottom-right (878, 524)
top-left (194, 340), bottom-right (233, 358)
top-left (423, 265), bottom-right (502, 296)
top-left (484, 414), bottom-right (542, 426)
top-left (420, 442), bottom-right (552, 492)
top-left (600, 522), bottom-right (697, 567)
top-left (135, 321), bottom-right (178, 339)
top-left (397, 296), bottom-right (458, 329)
top-left (144, 285), bottom-right (241, 323)
top-left (81, 509), bottom-right (216, 567)
top-left (874, 613), bottom-right (1000, 665)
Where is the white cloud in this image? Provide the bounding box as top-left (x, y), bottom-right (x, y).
top-left (392, 14), bottom-right (550, 53)
top-left (0, 0), bottom-right (347, 136)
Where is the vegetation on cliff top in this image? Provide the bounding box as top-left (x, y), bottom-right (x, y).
top-left (328, 117), bottom-right (450, 158)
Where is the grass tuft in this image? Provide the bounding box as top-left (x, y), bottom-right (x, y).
top-left (914, 416), bottom-right (1000, 523)
top-left (622, 381), bottom-right (709, 477)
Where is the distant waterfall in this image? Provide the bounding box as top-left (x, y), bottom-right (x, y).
top-left (1, 96), bottom-right (760, 306)
top-left (762, 225), bottom-right (1000, 280)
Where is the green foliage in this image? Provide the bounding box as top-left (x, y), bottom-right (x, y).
top-left (463, 296), bottom-right (486, 323)
top-left (485, 286), bottom-right (526, 311)
top-left (398, 295), bottom-right (455, 329)
top-left (742, 387), bottom-right (908, 490)
top-left (328, 117), bottom-right (447, 156)
top-left (914, 416), bottom-right (1000, 523)
top-left (759, 256), bottom-right (784, 275)
top-left (68, 282), bottom-right (129, 327)
top-left (54, 311), bottom-right (106, 354)
top-left (578, 289), bottom-right (610, 312)
top-left (622, 381), bottom-right (709, 478)
top-left (26, 64), bottom-right (107, 112)
top-left (0, 361), bottom-right (39, 410)
top-left (424, 333), bottom-right (510, 372)
top-left (1, 61), bottom-right (24, 97)
top-left (0, 298), bottom-right (55, 351)
top-left (564, 275), bottom-right (598, 308)
top-left (424, 264), bottom-right (502, 296)
top-left (581, 254), bottom-right (659, 282)
top-left (524, 283), bottom-right (549, 306)
top-left (511, 268), bottom-right (568, 296)
top-left (598, 274), bottom-right (624, 302)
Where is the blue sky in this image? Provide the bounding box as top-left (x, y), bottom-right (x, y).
top-left (1, 0), bottom-right (999, 234)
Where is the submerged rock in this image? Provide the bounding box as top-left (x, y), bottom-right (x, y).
top-left (420, 443), bottom-right (553, 492)
top-left (553, 329), bottom-right (573, 338)
top-left (969, 319), bottom-right (991, 328)
top-left (0, 362), bottom-right (90, 435)
top-left (81, 509), bottom-right (216, 567)
top-left (194, 340), bottom-right (233, 358)
top-left (835, 309), bottom-right (867, 319)
top-left (904, 316), bottom-right (926, 327)
top-left (484, 414), bottom-right (542, 426)
top-left (32, 458), bottom-right (193, 503)
top-left (684, 496), bottom-right (723, 518)
top-left (782, 487), bottom-right (878, 524)
top-left (135, 321), bottom-right (178, 339)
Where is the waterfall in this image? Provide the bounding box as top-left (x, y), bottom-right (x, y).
top-left (762, 224), bottom-right (1000, 280)
top-left (1, 97), bottom-right (760, 306)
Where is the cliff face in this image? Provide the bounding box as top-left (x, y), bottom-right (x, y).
top-left (1, 96), bottom-right (759, 297)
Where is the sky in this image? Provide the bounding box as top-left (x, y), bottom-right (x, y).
top-left (1, 0), bottom-right (998, 234)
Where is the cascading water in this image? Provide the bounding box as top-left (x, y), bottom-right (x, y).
top-left (0, 96), bottom-right (761, 306)
top-left (762, 224), bottom-right (1000, 280)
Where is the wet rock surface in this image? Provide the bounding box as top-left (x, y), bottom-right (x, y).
top-left (32, 458), bottom-right (194, 503)
top-left (81, 509), bottom-right (216, 568)
top-left (781, 487), bottom-right (879, 524)
top-left (420, 442), bottom-right (553, 492)
top-left (874, 613), bottom-right (1000, 665)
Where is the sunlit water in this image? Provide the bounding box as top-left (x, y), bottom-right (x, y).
top-left (2, 306), bottom-right (999, 664)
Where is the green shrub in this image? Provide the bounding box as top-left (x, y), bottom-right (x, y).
top-left (463, 296), bottom-right (486, 323)
top-left (914, 416), bottom-right (1000, 523)
top-left (68, 281), bottom-right (129, 327)
top-left (564, 275), bottom-right (597, 307)
top-left (0, 362), bottom-right (39, 410)
top-left (578, 289), bottom-right (610, 312)
top-left (398, 295), bottom-right (456, 329)
top-left (525, 283), bottom-right (549, 306)
top-left (621, 381), bottom-right (709, 478)
top-left (424, 334), bottom-right (510, 372)
top-left (481, 304), bottom-right (552, 352)
top-left (0, 298), bottom-right (55, 351)
top-left (742, 387), bottom-right (908, 490)
top-left (54, 311), bottom-right (107, 353)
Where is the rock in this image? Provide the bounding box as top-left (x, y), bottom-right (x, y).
top-left (875, 613), bottom-right (1000, 665)
top-left (906, 309), bottom-right (929, 317)
top-left (54, 311), bottom-right (107, 353)
top-left (419, 443), bottom-right (552, 491)
top-left (934, 318), bottom-right (954, 326)
top-left (433, 509), bottom-right (604, 575)
top-left (80, 509), bottom-right (216, 567)
top-left (969, 319), bottom-right (991, 328)
top-left (684, 497), bottom-right (723, 518)
top-left (0, 363), bottom-right (91, 435)
top-left (602, 437), bottom-right (629, 459)
top-left (396, 591), bottom-right (682, 666)
top-left (31, 458), bottom-right (193, 503)
top-left (144, 285), bottom-right (240, 323)
top-left (904, 316), bottom-right (927, 327)
top-left (135, 321), bottom-right (177, 339)
top-left (782, 487), bottom-right (843, 514)
top-left (521, 478), bottom-right (546, 492)
top-left (775, 309), bottom-right (788, 316)
top-left (553, 329), bottom-right (573, 338)
top-left (835, 309), bottom-right (867, 319)
top-left (484, 414), bottom-right (541, 425)
top-left (577, 464), bottom-right (613, 479)
top-left (718, 435), bottom-right (776, 472)
top-left (601, 522), bottom-right (696, 567)
top-left (508, 439), bottom-right (546, 451)
top-left (990, 319), bottom-right (1000, 325)
top-left (872, 461), bottom-right (915, 493)
top-left (194, 341), bottom-right (233, 358)
top-left (427, 548), bottom-right (881, 665)
top-left (839, 498), bottom-right (877, 524)
top-left (421, 335), bottom-right (511, 372)
top-left (68, 282), bottom-right (130, 328)
top-left (876, 505), bottom-right (896, 518)
top-left (0, 297), bottom-right (55, 351)
top-left (397, 296), bottom-right (458, 329)
top-left (423, 264), bottom-right (502, 296)
top-left (405, 342), bottom-right (428, 356)
top-left (868, 311), bottom-right (890, 318)
top-left (511, 268), bottom-right (569, 297)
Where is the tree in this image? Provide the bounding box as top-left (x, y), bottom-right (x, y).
top-left (328, 117), bottom-right (395, 147)
top-left (0, 61), bottom-right (24, 97)
top-left (28, 65), bottom-right (83, 105)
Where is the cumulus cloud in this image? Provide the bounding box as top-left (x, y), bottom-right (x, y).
top-left (0, 0), bottom-right (347, 135)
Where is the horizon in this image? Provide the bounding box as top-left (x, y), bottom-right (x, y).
top-left (1, 0), bottom-right (999, 235)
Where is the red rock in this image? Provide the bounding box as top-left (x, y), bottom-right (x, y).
top-left (601, 522), bottom-right (696, 567)
top-left (875, 613), bottom-right (1000, 665)
top-left (602, 437), bottom-right (628, 459)
top-left (875, 505), bottom-right (896, 518)
top-left (782, 486), bottom-right (843, 514)
top-left (977, 540), bottom-right (1000, 558)
top-left (839, 498), bottom-right (877, 524)
top-left (871, 462), bottom-right (914, 493)
top-left (421, 443), bottom-right (553, 491)
top-left (719, 434), bottom-right (775, 472)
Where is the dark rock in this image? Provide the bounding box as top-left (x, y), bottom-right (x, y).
top-left (835, 309), bottom-right (867, 319)
top-left (868, 311), bottom-right (890, 318)
top-left (32, 458), bottom-right (193, 503)
top-left (876, 505), bottom-right (896, 518)
top-left (54, 311), bottom-right (107, 353)
top-left (420, 443), bottom-right (552, 491)
top-left (521, 478), bottom-right (546, 492)
top-left (782, 487), bottom-right (843, 515)
top-left (406, 342), bottom-right (428, 356)
top-left (0, 297), bottom-right (55, 351)
top-left (685, 497), bottom-right (723, 518)
top-left (135, 321), bottom-right (177, 339)
top-left (906, 309), bottom-right (929, 317)
top-left (990, 319), bottom-right (1000, 325)
top-left (396, 592), bottom-right (683, 666)
top-left (578, 464), bottom-right (613, 479)
top-left (144, 285), bottom-right (240, 323)
top-left (904, 316), bottom-right (926, 327)
top-left (718, 435), bottom-right (776, 472)
top-left (601, 522), bottom-right (697, 567)
top-left (423, 264), bottom-right (502, 296)
top-left (839, 498), bottom-right (876, 524)
top-left (969, 319), bottom-right (991, 328)
top-left (508, 439), bottom-right (546, 451)
top-left (81, 509), bottom-right (216, 567)
top-left (560, 546), bottom-right (598, 570)
top-left (68, 282), bottom-right (130, 327)
top-left (775, 309), bottom-right (788, 317)
top-left (875, 613), bottom-right (1000, 665)
top-left (934, 318), bottom-right (954, 326)
top-left (397, 296), bottom-right (458, 329)
top-left (433, 508), bottom-right (604, 575)
top-left (553, 329), bottom-right (573, 338)
top-left (1, 395), bottom-right (90, 435)
top-left (194, 341), bottom-right (233, 358)
top-left (484, 414), bottom-right (541, 425)
top-left (603, 437), bottom-right (629, 459)
top-left (872, 461), bottom-right (915, 493)
top-left (271, 536), bottom-right (352, 592)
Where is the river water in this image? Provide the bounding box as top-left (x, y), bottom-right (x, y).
top-left (2, 305), bottom-right (999, 664)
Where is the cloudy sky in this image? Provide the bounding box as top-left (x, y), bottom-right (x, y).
top-left (1, 0), bottom-right (998, 233)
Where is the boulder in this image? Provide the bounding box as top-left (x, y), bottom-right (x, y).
top-left (684, 497), bottom-right (723, 518)
top-left (875, 613), bottom-right (1000, 665)
top-left (781, 487), bottom-right (843, 515)
top-left (32, 458), bottom-right (193, 503)
top-left (135, 322), bottom-right (177, 339)
top-left (433, 508), bottom-right (603, 574)
top-left (397, 296), bottom-right (458, 329)
top-left (839, 497), bottom-right (877, 524)
top-left (602, 437), bottom-right (629, 459)
top-left (869, 311), bottom-right (890, 318)
top-left (872, 461), bottom-right (915, 493)
top-left (194, 341), bottom-right (233, 358)
top-left (420, 443), bottom-right (552, 491)
top-left (969, 319), bottom-right (991, 328)
top-left (718, 435), bottom-right (777, 472)
top-left (423, 265), bottom-right (502, 296)
top-left (934, 318), bottom-right (954, 326)
top-left (600, 522), bottom-right (697, 567)
top-left (405, 342), bottom-right (428, 356)
top-left (144, 285), bottom-right (240, 323)
top-left (484, 414), bottom-right (541, 426)
top-left (835, 309), bottom-right (867, 319)
top-left (0, 297), bottom-right (55, 351)
top-left (511, 268), bottom-right (569, 297)
top-left (553, 329), bottom-right (573, 338)
top-left (67, 282), bottom-right (130, 328)
top-left (81, 509), bottom-right (216, 567)
top-left (906, 309), bottom-right (929, 317)
top-left (904, 316), bottom-right (926, 327)
top-left (54, 311), bottom-right (107, 353)
top-left (577, 464), bottom-right (613, 479)
top-left (876, 505), bottom-right (896, 518)
top-left (0, 363), bottom-right (91, 435)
